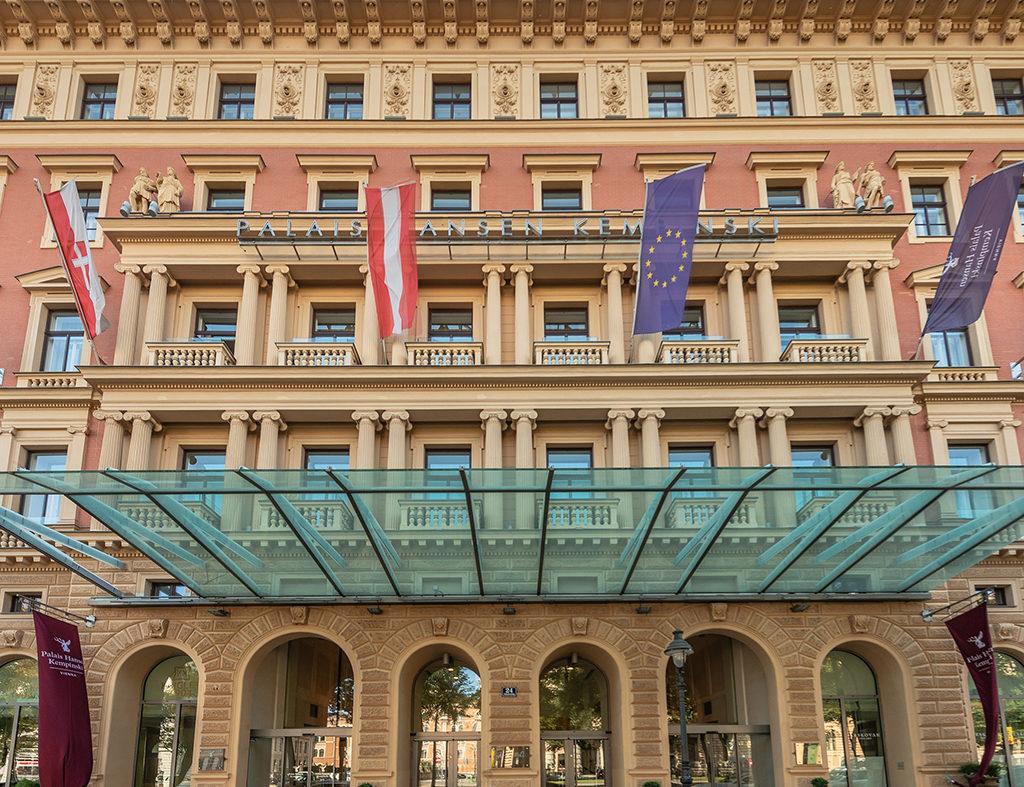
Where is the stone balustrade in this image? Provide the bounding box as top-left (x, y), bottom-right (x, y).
top-left (781, 338), bottom-right (868, 363)
top-left (534, 341), bottom-right (610, 366)
top-left (407, 341), bottom-right (483, 367)
top-left (147, 341), bottom-right (235, 367)
top-left (658, 339), bottom-right (741, 365)
top-left (278, 341), bottom-right (360, 367)
top-left (928, 366), bottom-right (999, 382)
top-left (16, 372), bottom-right (83, 388)
top-left (667, 497), bottom-right (756, 528)
top-left (401, 500), bottom-right (472, 529)
top-left (547, 499), bottom-right (618, 528)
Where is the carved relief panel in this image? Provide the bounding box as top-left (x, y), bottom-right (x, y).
top-left (30, 64), bottom-right (59, 119)
top-left (383, 63), bottom-right (412, 118)
top-left (706, 61), bottom-right (738, 116)
top-left (131, 63), bottom-right (160, 118)
top-left (950, 60), bottom-right (980, 114)
top-left (849, 59), bottom-right (879, 114)
top-left (490, 64), bottom-right (520, 118)
top-left (170, 63), bottom-right (198, 118)
top-left (272, 63), bottom-right (304, 118)
top-left (812, 59), bottom-right (840, 114)
top-left (598, 63), bottom-right (628, 117)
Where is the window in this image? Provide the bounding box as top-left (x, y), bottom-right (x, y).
top-left (971, 651), bottom-right (1024, 785)
top-left (820, 650), bottom-right (888, 787)
top-left (182, 450), bottom-right (226, 471)
top-left (893, 78), bottom-right (929, 116)
top-left (424, 447), bottom-right (471, 509)
top-left (311, 307), bottom-right (355, 342)
top-left (432, 80), bottom-right (471, 120)
top-left (1018, 185), bottom-right (1024, 227)
top-left (541, 186), bottom-right (582, 211)
top-left (668, 446), bottom-right (714, 468)
top-left (540, 656), bottom-right (610, 784)
top-left (318, 188), bottom-right (358, 212)
top-left (910, 184), bottom-right (950, 236)
top-left (948, 444), bottom-right (990, 466)
top-left (792, 445), bottom-right (834, 467)
top-left (0, 659), bottom-right (39, 785)
top-left (425, 447), bottom-right (471, 471)
top-left (135, 656), bottom-right (199, 787)
top-left (778, 305), bottom-right (821, 347)
top-left (79, 188), bottom-right (101, 242)
top-left (413, 659), bottom-right (482, 784)
top-left (428, 307), bottom-right (473, 342)
top-left (217, 82), bottom-right (256, 120)
top-left (546, 446), bottom-right (594, 503)
top-left (41, 310), bottom-right (84, 372)
top-left (3, 592), bottom-right (41, 614)
top-left (80, 81), bottom-right (117, 120)
top-left (193, 309), bottom-right (237, 349)
top-left (662, 304), bottom-right (705, 340)
top-left (766, 185), bottom-right (805, 209)
top-left (546, 446), bottom-right (592, 470)
top-left (325, 82), bottom-right (363, 119)
top-left (0, 83), bottom-right (14, 121)
top-left (540, 81), bottom-right (578, 119)
top-left (993, 78), bottom-right (1024, 116)
top-left (976, 585), bottom-right (1011, 607)
top-left (929, 327), bottom-right (973, 367)
top-left (304, 448), bottom-right (350, 470)
top-left (430, 188), bottom-right (472, 212)
top-left (20, 451), bottom-right (66, 524)
top-left (148, 582), bottom-right (189, 598)
top-left (544, 306), bottom-right (588, 341)
top-left (755, 79), bottom-right (792, 117)
top-left (648, 80), bottom-right (685, 118)
top-left (949, 444), bottom-right (994, 518)
top-left (206, 189), bottom-right (245, 212)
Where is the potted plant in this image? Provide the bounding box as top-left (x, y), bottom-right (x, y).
top-left (956, 761), bottom-right (1004, 786)
top-left (810, 778), bottom-right (829, 787)
top-left (642, 782), bottom-right (661, 787)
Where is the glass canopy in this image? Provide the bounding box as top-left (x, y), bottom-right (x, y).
top-left (2, 465), bottom-right (1023, 601)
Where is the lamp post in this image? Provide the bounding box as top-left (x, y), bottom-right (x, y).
top-left (665, 630), bottom-right (694, 787)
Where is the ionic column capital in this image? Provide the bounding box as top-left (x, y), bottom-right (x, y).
top-left (0, 426), bottom-right (16, 437)
top-left (926, 418), bottom-right (949, 431)
top-left (872, 258), bottom-right (900, 271)
top-left (889, 404), bottom-right (922, 419)
top-left (93, 409), bottom-right (124, 424)
top-left (482, 263), bottom-right (507, 278)
top-left (253, 410), bottom-right (287, 431)
top-left (601, 262), bottom-right (628, 285)
top-left (66, 425), bottom-right (88, 436)
top-left (479, 409), bottom-right (509, 429)
top-left (730, 407), bottom-right (764, 428)
top-left (114, 262), bottom-right (143, 276)
top-left (839, 260), bottom-right (873, 284)
top-left (751, 261), bottom-right (779, 277)
top-left (605, 409), bottom-right (636, 429)
top-left (142, 264), bottom-right (177, 287)
top-left (854, 406), bottom-right (892, 427)
top-left (124, 411), bottom-right (162, 431)
top-left (266, 264), bottom-right (296, 286)
top-left (236, 264), bottom-right (266, 286)
top-left (1000, 418), bottom-right (1022, 430)
top-left (510, 263), bottom-right (534, 275)
top-left (759, 407), bottom-right (793, 426)
top-left (352, 410), bottom-right (381, 428)
top-left (221, 410), bottom-right (254, 429)
top-left (636, 408), bottom-right (665, 424)
top-left (720, 261), bottom-right (750, 285)
top-left (382, 410), bottom-right (411, 430)
top-left (510, 410), bottom-right (538, 427)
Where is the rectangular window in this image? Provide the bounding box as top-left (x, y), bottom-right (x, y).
top-left (0, 83), bottom-right (15, 121)
top-left (193, 308), bottom-right (237, 350)
top-left (668, 446), bottom-right (714, 468)
top-left (662, 304), bottom-right (705, 340)
top-left (318, 188), bottom-right (358, 212)
top-left (218, 81), bottom-right (256, 120)
top-left (78, 188), bottom-right (101, 242)
top-left (755, 79), bottom-right (792, 117)
top-left (911, 184), bottom-right (950, 236)
top-left (432, 80), bottom-right (472, 120)
top-left (893, 78), bottom-right (929, 116)
top-left (792, 444), bottom-right (834, 509)
top-left (546, 446), bottom-right (593, 500)
top-left (3, 592), bottom-right (41, 614)
top-left (304, 448), bottom-right (350, 470)
top-left (541, 186), bottom-right (583, 211)
top-left (948, 444), bottom-right (991, 466)
top-left (20, 451), bottom-right (67, 524)
top-left (648, 80), bottom-right (685, 118)
top-left (766, 186), bottom-right (805, 209)
top-left (976, 585), bottom-right (1011, 607)
top-left (425, 447), bottom-right (471, 470)
top-left (148, 582), bottom-right (189, 598)
top-left (929, 327), bottom-right (973, 367)
top-left (41, 310), bottom-right (84, 373)
top-left (182, 450), bottom-right (226, 471)
top-left (430, 188), bottom-right (472, 212)
top-left (540, 80), bottom-right (578, 119)
top-left (544, 306), bottom-right (589, 341)
top-left (80, 81), bottom-right (117, 120)
top-left (778, 305), bottom-right (821, 347)
top-left (311, 307), bottom-right (356, 342)
top-left (1018, 185), bottom-right (1024, 227)
top-left (325, 82), bottom-right (363, 120)
top-left (428, 307), bottom-right (473, 342)
top-left (206, 189), bottom-right (245, 212)
top-left (949, 444), bottom-right (993, 518)
top-left (424, 448), bottom-right (471, 503)
top-left (993, 78), bottom-right (1024, 116)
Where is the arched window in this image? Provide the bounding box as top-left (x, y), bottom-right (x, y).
top-left (0, 658), bottom-right (39, 786)
top-left (412, 659), bottom-right (481, 787)
top-left (821, 650), bottom-right (887, 787)
top-left (540, 656), bottom-right (609, 787)
top-left (134, 655), bottom-right (199, 787)
top-left (970, 651), bottom-right (1024, 786)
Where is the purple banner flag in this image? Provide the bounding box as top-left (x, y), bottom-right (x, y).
top-left (923, 161), bottom-right (1024, 335)
top-left (632, 165), bottom-right (705, 336)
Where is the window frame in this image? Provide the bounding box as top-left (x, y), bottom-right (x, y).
top-left (909, 183), bottom-right (951, 237)
top-left (40, 309), bottom-right (85, 373)
top-left (192, 307), bottom-right (238, 349)
top-left (778, 303), bottom-right (823, 347)
top-left (539, 80), bottom-right (579, 120)
top-left (892, 78), bottom-right (929, 116)
top-left (540, 185), bottom-right (584, 212)
top-left (543, 305), bottom-right (590, 341)
top-left (79, 80), bottom-right (118, 120)
top-left (661, 303), bottom-right (706, 340)
top-left (427, 305), bottom-right (474, 343)
top-left (431, 79), bottom-right (472, 121)
top-left (20, 449), bottom-right (67, 524)
top-left (647, 79), bottom-right (685, 119)
top-left (205, 188), bottom-right (246, 213)
top-left (311, 306), bottom-right (356, 343)
top-left (0, 82), bottom-right (15, 121)
top-left (754, 79), bottom-right (793, 117)
top-left (766, 185), bottom-right (806, 209)
top-left (993, 77), bottom-right (1024, 116)
top-left (429, 187), bottom-right (473, 212)
top-left (217, 80), bottom-right (257, 120)
top-left (324, 81), bottom-right (364, 120)
top-left (318, 188), bottom-right (359, 212)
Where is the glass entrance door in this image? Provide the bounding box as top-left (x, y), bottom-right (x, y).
top-left (669, 726), bottom-right (773, 786)
top-left (541, 732), bottom-right (609, 787)
top-left (248, 729), bottom-right (352, 786)
top-left (413, 736), bottom-right (479, 786)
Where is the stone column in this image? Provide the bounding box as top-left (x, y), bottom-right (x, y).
top-left (871, 260), bottom-right (901, 361)
top-left (113, 263), bottom-right (144, 364)
top-left (751, 262), bottom-right (781, 361)
top-left (0, 427), bottom-right (16, 473)
top-left (391, 336), bottom-right (407, 366)
top-left (511, 410), bottom-right (537, 468)
top-left (606, 409), bottom-right (635, 468)
top-left (141, 265), bottom-right (175, 348)
top-left (125, 412), bottom-right (160, 471)
top-left (730, 408), bottom-right (764, 466)
top-left (483, 264), bottom-right (506, 365)
top-left (352, 411), bottom-right (380, 469)
top-left (360, 264), bottom-right (381, 365)
top-left (480, 410), bottom-right (508, 468)
top-left (1001, 418), bottom-right (1022, 465)
top-left (234, 264), bottom-right (265, 365)
top-left (842, 261), bottom-right (875, 360)
top-left (265, 265), bottom-right (294, 365)
top-left (383, 410), bottom-right (410, 469)
top-left (721, 262), bottom-right (751, 362)
top-left (889, 405), bottom-right (921, 465)
top-left (603, 263), bottom-right (628, 364)
top-left (633, 262), bottom-right (660, 363)
top-left (94, 410), bottom-right (126, 470)
top-left (222, 410), bottom-right (252, 469)
top-left (856, 406), bottom-right (891, 465)
top-left (254, 411), bottom-right (287, 469)
top-left (927, 418), bottom-right (950, 465)
top-left (636, 409), bottom-right (665, 468)
top-left (510, 264), bottom-right (533, 365)
top-left (760, 407), bottom-right (793, 466)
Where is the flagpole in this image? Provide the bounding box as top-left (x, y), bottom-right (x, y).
top-left (908, 334), bottom-right (925, 361)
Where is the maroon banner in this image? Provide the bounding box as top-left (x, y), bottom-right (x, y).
top-left (32, 611), bottom-right (93, 787)
top-left (946, 603), bottom-right (999, 787)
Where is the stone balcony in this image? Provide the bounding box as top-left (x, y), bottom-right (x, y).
top-left (407, 341), bottom-right (483, 366)
top-left (658, 339), bottom-right (740, 365)
top-left (534, 340), bottom-right (610, 366)
top-left (278, 341), bottom-right (360, 367)
top-left (781, 338), bottom-right (868, 363)
top-left (146, 341), bottom-right (235, 367)
top-left (927, 366), bottom-right (1000, 382)
top-left (15, 371), bottom-right (86, 388)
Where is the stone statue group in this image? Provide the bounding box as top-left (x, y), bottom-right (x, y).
top-left (121, 167), bottom-right (184, 216)
top-left (829, 161), bottom-right (891, 211)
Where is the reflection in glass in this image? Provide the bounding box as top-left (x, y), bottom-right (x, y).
top-left (412, 660), bottom-right (481, 786)
top-left (972, 651), bottom-right (1024, 786)
top-left (820, 650), bottom-right (887, 787)
top-left (0, 658), bottom-right (38, 786)
top-left (540, 658), bottom-right (607, 732)
top-left (134, 655), bottom-right (199, 787)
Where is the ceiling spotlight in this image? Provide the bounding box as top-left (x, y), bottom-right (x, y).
top-left (790, 602), bottom-right (811, 613)
top-left (502, 604), bottom-right (517, 615)
top-left (635, 604), bottom-right (652, 615)
top-left (570, 651), bottom-right (579, 665)
top-left (367, 605), bottom-right (383, 615)
top-left (209, 608), bottom-right (230, 618)
top-left (442, 652), bottom-right (452, 666)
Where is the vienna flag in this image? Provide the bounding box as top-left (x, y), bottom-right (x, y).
top-left (40, 181), bottom-right (108, 340)
top-left (366, 183), bottom-right (418, 337)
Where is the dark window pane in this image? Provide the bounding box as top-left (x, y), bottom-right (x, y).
top-left (662, 305), bottom-right (705, 339)
top-left (546, 447), bottom-right (593, 469)
top-left (994, 78), bottom-right (1024, 116)
top-left (193, 308), bottom-right (237, 348)
top-left (325, 82), bottom-right (363, 119)
top-left (206, 189), bottom-right (245, 212)
top-left (541, 188), bottom-right (582, 211)
top-left (304, 448), bottom-right (350, 470)
top-left (312, 307), bottom-right (356, 341)
top-left (0, 84), bottom-right (15, 121)
top-left (544, 307), bottom-right (588, 340)
top-left (893, 79), bottom-right (929, 116)
top-left (648, 80), bottom-right (685, 118)
top-left (80, 82), bottom-right (117, 120)
top-left (41, 310), bottom-right (84, 372)
top-left (218, 82), bottom-right (256, 120)
top-left (430, 189), bottom-right (471, 211)
top-left (778, 305), bottom-right (821, 346)
top-left (182, 450), bottom-right (226, 471)
top-left (910, 184), bottom-right (949, 236)
top-left (4, 592), bottom-right (41, 613)
top-left (766, 186), bottom-right (805, 209)
top-left (319, 189), bottom-right (358, 211)
top-left (21, 451), bottom-right (66, 524)
top-left (78, 188), bottom-right (101, 242)
top-left (755, 79), bottom-right (792, 117)
top-left (929, 327), bottom-right (972, 367)
top-left (424, 448), bottom-right (471, 470)
top-left (1018, 185), bottom-right (1024, 227)
top-left (428, 307), bottom-right (473, 342)
top-left (792, 445), bottom-right (834, 467)
top-left (432, 81), bottom-right (472, 120)
top-left (540, 81), bottom-right (578, 119)
top-left (149, 582), bottom-right (189, 598)
top-left (668, 446), bottom-right (714, 468)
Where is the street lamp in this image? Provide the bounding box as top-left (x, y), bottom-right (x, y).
top-left (665, 630), bottom-right (694, 787)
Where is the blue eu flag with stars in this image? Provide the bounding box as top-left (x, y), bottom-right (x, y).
top-left (632, 164), bottom-right (705, 336)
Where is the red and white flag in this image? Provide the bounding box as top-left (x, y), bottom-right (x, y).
top-left (366, 183), bottom-right (418, 337)
top-left (40, 181), bottom-right (108, 340)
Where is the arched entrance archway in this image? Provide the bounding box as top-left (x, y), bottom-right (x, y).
top-left (134, 654), bottom-right (199, 787)
top-left (540, 654), bottom-right (610, 787)
top-left (411, 657), bottom-right (481, 787)
top-left (0, 658), bottom-right (38, 786)
top-left (820, 649), bottom-right (887, 787)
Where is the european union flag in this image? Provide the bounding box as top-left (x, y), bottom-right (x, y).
top-left (632, 164), bottom-right (705, 336)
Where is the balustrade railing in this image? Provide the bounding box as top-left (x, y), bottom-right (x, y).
top-left (781, 338), bottom-right (867, 363)
top-left (147, 341), bottom-right (235, 367)
top-left (928, 366), bottom-right (999, 382)
top-left (406, 342), bottom-right (483, 366)
top-left (534, 341), bottom-right (610, 366)
top-left (658, 339), bottom-right (740, 365)
top-left (547, 499), bottom-right (618, 528)
top-left (278, 341), bottom-right (360, 367)
top-left (15, 372), bottom-right (83, 388)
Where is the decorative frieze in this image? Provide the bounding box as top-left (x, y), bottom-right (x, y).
top-left (812, 59), bottom-right (840, 113)
top-left (491, 64), bottom-right (520, 118)
top-left (690, 0), bottom-right (707, 42)
top-left (850, 59), bottom-right (878, 114)
top-left (171, 63), bottom-right (198, 118)
top-left (185, 0), bottom-right (210, 45)
top-left (598, 63), bottom-right (628, 117)
top-left (299, 0), bottom-right (318, 43)
top-left (147, 0), bottom-right (173, 44)
top-left (442, 0), bottom-right (457, 44)
top-left (707, 61), bottom-right (738, 115)
top-left (383, 64), bottom-right (411, 118)
top-left (553, 0), bottom-right (567, 43)
top-left (520, 0), bottom-right (534, 43)
top-left (950, 59), bottom-right (979, 113)
top-left (30, 64), bottom-right (59, 119)
top-left (628, 0), bottom-right (644, 42)
top-left (272, 63), bottom-right (303, 117)
top-left (584, 0), bottom-right (599, 43)
top-left (131, 64), bottom-right (160, 118)
top-left (109, 0), bottom-right (138, 45)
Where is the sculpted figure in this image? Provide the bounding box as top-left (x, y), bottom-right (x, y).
top-left (830, 161), bottom-right (858, 209)
top-left (859, 162), bottom-right (886, 210)
top-left (156, 167), bottom-right (184, 214)
top-left (128, 167), bottom-right (157, 213)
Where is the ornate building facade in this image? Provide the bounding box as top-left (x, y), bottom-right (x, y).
top-left (0, 0), bottom-right (1024, 785)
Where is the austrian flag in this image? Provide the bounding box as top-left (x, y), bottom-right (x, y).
top-left (366, 183), bottom-right (418, 337)
top-left (41, 181), bottom-right (108, 339)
